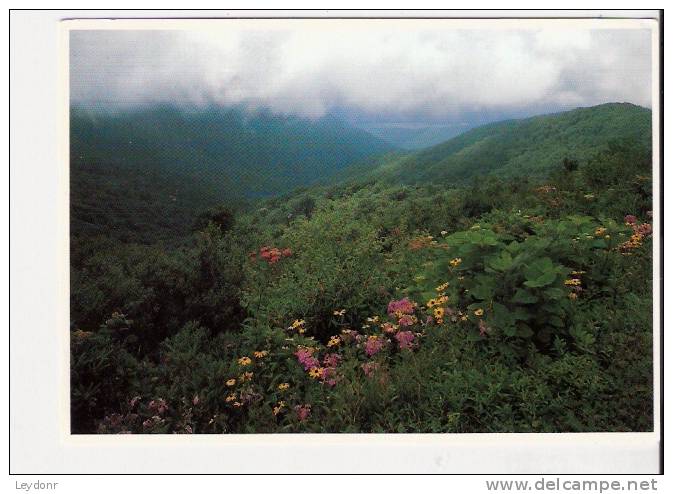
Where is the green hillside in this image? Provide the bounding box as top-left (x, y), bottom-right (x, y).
top-left (70, 102), bottom-right (654, 434)
top-left (357, 103), bottom-right (651, 185)
top-left (70, 105), bottom-right (393, 243)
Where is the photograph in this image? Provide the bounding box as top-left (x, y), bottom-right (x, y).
top-left (67, 17), bottom-right (657, 437)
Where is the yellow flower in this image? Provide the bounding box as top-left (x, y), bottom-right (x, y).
top-left (366, 316), bottom-right (380, 323)
top-left (568, 292), bottom-right (578, 300)
top-left (327, 336), bottom-right (341, 347)
top-left (278, 383), bottom-right (290, 391)
top-left (474, 308), bottom-right (484, 317)
top-left (308, 367), bottom-right (324, 379)
top-left (290, 319), bottom-right (306, 330)
top-left (253, 350), bottom-right (269, 358)
top-left (434, 307), bottom-right (445, 319)
top-left (273, 401), bottom-right (286, 416)
top-left (225, 394), bottom-right (237, 403)
top-left (436, 282), bottom-right (449, 292)
top-left (239, 371), bottom-right (254, 382)
top-left (226, 378), bottom-right (236, 387)
top-left (238, 356), bottom-right (252, 366)
top-left (595, 227), bottom-right (607, 237)
top-left (460, 315), bottom-right (468, 321)
top-left (426, 298), bottom-right (438, 308)
top-left (333, 309), bottom-right (346, 316)
top-left (564, 279), bottom-right (581, 286)
top-left (450, 258), bottom-right (462, 267)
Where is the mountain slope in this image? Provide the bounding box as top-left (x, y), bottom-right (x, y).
top-left (70, 105), bottom-right (394, 242)
top-left (355, 103), bottom-right (652, 185)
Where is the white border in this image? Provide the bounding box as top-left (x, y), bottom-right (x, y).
top-left (10, 10), bottom-right (662, 474)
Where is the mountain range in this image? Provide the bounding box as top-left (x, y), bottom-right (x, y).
top-left (71, 102), bottom-right (651, 243)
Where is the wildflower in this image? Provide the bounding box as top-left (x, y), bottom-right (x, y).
top-left (323, 353), bottom-right (341, 368)
top-left (426, 298), bottom-right (438, 308)
top-left (395, 331), bottom-right (415, 350)
top-left (278, 383), bottom-right (290, 391)
top-left (333, 309), bottom-right (346, 316)
top-left (381, 322), bottom-right (398, 334)
top-left (295, 347), bottom-right (319, 370)
top-left (239, 372), bottom-right (254, 382)
top-left (226, 378), bottom-right (237, 387)
top-left (434, 307), bottom-right (445, 320)
top-left (449, 258), bottom-right (462, 267)
top-left (387, 298), bottom-right (416, 317)
top-left (564, 279), bottom-right (581, 286)
top-left (273, 401), bottom-right (286, 416)
top-left (634, 223), bottom-right (652, 236)
top-left (398, 314), bottom-right (418, 327)
top-left (366, 315), bottom-right (380, 324)
top-left (289, 319), bottom-right (306, 330)
top-left (568, 293), bottom-right (578, 300)
top-left (282, 248), bottom-right (292, 257)
top-left (624, 214), bottom-right (638, 225)
top-left (436, 282), bottom-right (449, 292)
top-left (253, 350), bottom-right (269, 359)
top-left (327, 336), bottom-right (341, 347)
top-left (295, 404), bottom-right (311, 422)
top-left (308, 367), bottom-right (325, 379)
top-left (441, 230), bottom-right (448, 236)
top-left (364, 335), bottom-right (385, 357)
top-left (238, 357), bottom-right (252, 366)
top-left (595, 227), bottom-right (607, 237)
top-left (474, 308), bottom-right (484, 317)
top-left (225, 394), bottom-right (237, 403)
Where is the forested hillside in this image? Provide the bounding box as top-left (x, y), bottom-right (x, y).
top-left (70, 103), bottom-right (654, 434)
top-left (71, 105), bottom-right (393, 243)
top-left (352, 103), bottom-right (651, 185)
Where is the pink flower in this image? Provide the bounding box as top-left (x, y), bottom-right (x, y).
top-left (624, 215), bottom-right (638, 225)
top-left (295, 404), bottom-right (311, 422)
top-left (322, 353), bottom-right (341, 368)
top-left (381, 322), bottom-right (397, 334)
top-left (395, 331), bottom-right (415, 350)
top-left (364, 336), bottom-right (385, 357)
top-left (634, 223), bottom-right (652, 236)
top-left (387, 298), bottom-right (416, 317)
top-left (398, 314), bottom-right (417, 327)
top-left (295, 348), bottom-right (320, 370)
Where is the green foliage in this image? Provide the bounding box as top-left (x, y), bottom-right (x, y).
top-left (70, 104), bottom-right (654, 434)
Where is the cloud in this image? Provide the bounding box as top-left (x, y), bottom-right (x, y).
top-left (70, 21), bottom-right (653, 120)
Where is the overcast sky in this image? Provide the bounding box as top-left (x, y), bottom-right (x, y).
top-left (70, 21), bottom-right (653, 124)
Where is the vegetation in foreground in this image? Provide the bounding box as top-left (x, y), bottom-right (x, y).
top-left (70, 104), bottom-right (654, 434)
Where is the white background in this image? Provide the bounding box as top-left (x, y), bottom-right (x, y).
top-left (6, 4), bottom-right (667, 490)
